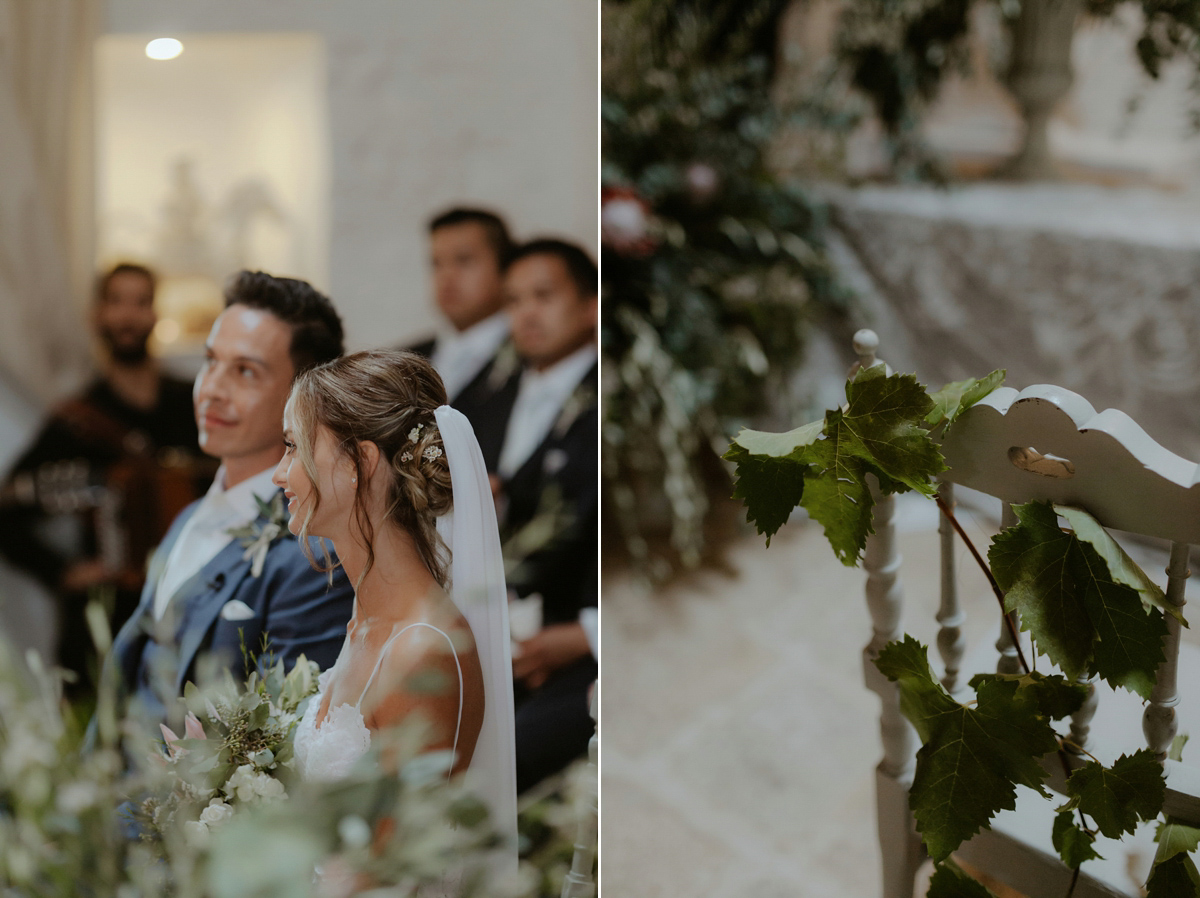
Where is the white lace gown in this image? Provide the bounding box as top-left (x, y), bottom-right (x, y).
top-left (293, 622), bottom-right (464, 782)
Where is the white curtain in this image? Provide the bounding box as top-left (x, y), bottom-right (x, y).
top-left (0, 0), bottom-right (96, 414)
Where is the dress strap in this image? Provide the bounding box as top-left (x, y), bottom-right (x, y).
top-left (355, 622), bottom-right (464, 771)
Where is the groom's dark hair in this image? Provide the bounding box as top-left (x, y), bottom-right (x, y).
top-left (224, 270), bottom-right (344, 378)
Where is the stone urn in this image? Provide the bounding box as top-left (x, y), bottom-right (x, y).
top-left (1004, 0), bottom-right (1082, 179)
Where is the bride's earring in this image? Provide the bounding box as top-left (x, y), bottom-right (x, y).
top-left (351, 477), bottom-right (357, 486)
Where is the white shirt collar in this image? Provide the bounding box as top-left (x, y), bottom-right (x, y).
top-left (435, 310), bottom-right (509, 355)
top-left (204, 465), bottom-right (281, 523)
top-left (431, 311), bottom-right (511, 399)
top-left (522, 342), bottom-right (597, 389)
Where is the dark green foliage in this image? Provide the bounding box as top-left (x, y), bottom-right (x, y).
top-left (603, 0), bottom-right (850, 578)
top-left (1053, 810), bottom-right (1103, 868)
top-left (1147, 853), bottom-right (1200, 897)
top-left (726, 367), bottom-right (949, 563)
top-left (927, 860), bottom-right (999, 898)
top-left (876, 637), bottom-right (1062, 861)
top-left (1062, 750), bottom-right (1166, 839)
top-left (989, 501), bottom-right (1169, 698)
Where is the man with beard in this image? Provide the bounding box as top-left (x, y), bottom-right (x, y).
top-left (0, 263), bottom-right (206, 693)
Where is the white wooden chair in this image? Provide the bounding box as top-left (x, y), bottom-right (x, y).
top-left (855, 329), bottom-right (1200, 898)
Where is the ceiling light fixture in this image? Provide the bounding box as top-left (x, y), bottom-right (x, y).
top-left (145, 38), bottom-right (183, 61)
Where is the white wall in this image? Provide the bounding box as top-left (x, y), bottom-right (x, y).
top-left (103, 0), bottom-right (598, 350)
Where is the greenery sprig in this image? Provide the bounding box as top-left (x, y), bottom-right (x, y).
top-left (727, 364), bottom-right (1199, 896)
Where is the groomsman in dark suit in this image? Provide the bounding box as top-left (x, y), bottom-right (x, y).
top-left (102, 271), bottom-right (355, 733)
top-left (410, 207), bottom-right (521, 470)
top-left (493, 239), bottom-right (598, 793)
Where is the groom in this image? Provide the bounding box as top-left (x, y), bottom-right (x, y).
top-left (102, 271), bottom-right (355, 732)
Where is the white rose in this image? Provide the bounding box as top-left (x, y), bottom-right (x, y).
top-left (225, 764), bottom-right (258, 802)
top-left (183, 820), bottom-right (209, 845)
top-left (255, 775), bottom-right (286, 801)
top-left (199, 798), bottom-right (234, 827)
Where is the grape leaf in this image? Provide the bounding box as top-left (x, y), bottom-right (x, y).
top-left (926, 369), bottom-right (1006, 428)
top-left (798, 422), bottom-right (876, 565)
top-left (1053, 810), bottom-right (1103, 868)
top-left (726, 447), bottom-right (809, 545)
top-left (988, 501), bottom-right (1167, 698)
top-left (837, 365), bottom-right (944, 495)
top-left (1147, 852), bottom-right (1200, 898)
top-left (875, 637), bottom-right (1059, 862)
top-left (1156, 819), bottom-right (1200, 863)
top-left (1056, 505), bottom-right (1179, 622)
top-left (1061, 749), bottom-right (1165, 839)
top-left (727, 368), bottom-right (943, 562)
top-left (725, 419), bottom-right (824, 543)
top-left (968, 671), bottom-right (1087, 721)
top-left (927, 860), bottom-right (998, 898)
top-left (731, 418), bottom-right (824, 458)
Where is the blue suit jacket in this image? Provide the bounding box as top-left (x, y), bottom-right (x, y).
top-left (103, 488), bottom-right (354, 729)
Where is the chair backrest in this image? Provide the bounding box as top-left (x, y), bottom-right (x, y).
top-left (856, 330), bottom-right (1200, 898)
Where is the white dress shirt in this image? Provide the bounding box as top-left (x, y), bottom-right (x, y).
top-left (153, 466), bottom-right (279, 620)
top-left (430, 311), bottom-right (511, 401)
top-left (496, 344), bottom-right (597, 480)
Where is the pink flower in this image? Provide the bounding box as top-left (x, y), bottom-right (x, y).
top-left (184, 712), bottom-right (207, 741)
top-left (160, 713), bottom-right (207, 760)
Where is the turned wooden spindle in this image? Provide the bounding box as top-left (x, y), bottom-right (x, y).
top-left (561, 687), bottom-right (598, 898)
top-left (850, 328), bottom-right (893, 380)
top-left (995, 502), bottom-right (1024, 675)
top-left (936, 481), bottom-right (967, 697)
top-left (1144, 542), bottom-right (1190, 759)
top-left (856, 330), bottom-right (923, 898)
top-left (1067, 674), bottom-right (1098, 755)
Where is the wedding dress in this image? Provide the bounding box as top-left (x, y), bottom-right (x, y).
top-left (289, 405), bottom-right (517, 886)
top-left (293, 622), bottom-right (465, 783)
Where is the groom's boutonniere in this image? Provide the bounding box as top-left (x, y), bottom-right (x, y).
top-left (227, 493), bottom-right (290, 578)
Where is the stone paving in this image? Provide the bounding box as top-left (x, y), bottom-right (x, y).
top-left (601, 495), bottom-right (1200, 898)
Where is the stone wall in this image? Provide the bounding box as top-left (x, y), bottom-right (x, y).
top-left (103, 0), bottom-right (598, 351)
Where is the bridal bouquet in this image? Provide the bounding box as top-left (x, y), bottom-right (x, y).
top-left (138, 654), bottom-right (320, 848)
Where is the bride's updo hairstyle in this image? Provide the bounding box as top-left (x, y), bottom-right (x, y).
top-left (286, 349), bottom-right (453, 587)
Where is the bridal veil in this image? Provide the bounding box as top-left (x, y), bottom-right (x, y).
top-left (433, 405), bottom-right (518, 876)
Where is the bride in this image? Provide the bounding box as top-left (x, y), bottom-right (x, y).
top-left (270, 348), bottom-right (517, 869)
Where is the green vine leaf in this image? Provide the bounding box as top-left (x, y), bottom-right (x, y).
top-left (798, 424), bottom-right (876, 564)
top-left (1061, 749), bottom-right (1165, 839)
top-left (988, 501), bottom-right (1168, 699)
top-left (836, 365), bottom-right (944, 495)
top-left (1146, 852), bottom-right (1200, 898)
top-left (1052, 810), bottom-right (1103, 868)
top-left (927, 860), bottom-right (998, 898)
top-left (1156, 819), bottom-right (1200, 863)
top-left (968, 671), bottom-right (1087, 722)
top-left (875, 637), bottom-right (1059, 862)
top-left (727, 367), bottom-right (944, 563)
top-left (726, 418), bottom-right (823, 544)
top-left (926, 370), bottom-right (1006, 428)
top-left (1055, 506), bottom-right (1178, 622)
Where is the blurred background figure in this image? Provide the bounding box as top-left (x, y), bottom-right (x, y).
top-left (491, 239), bottom-right (598, 794)
top-left (0, 263), bottom-right (210, 697)
top-left (409, 207), bottom-right (519, 468)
